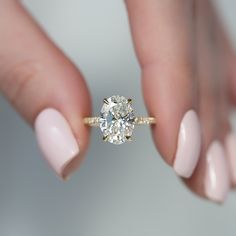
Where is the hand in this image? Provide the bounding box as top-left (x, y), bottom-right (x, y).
top-left (0, 0), bottom-right (91, 179)
top-left (0, 0), bottom-right (235, 204)
top-left (125, 0), bottom-right (236, 203)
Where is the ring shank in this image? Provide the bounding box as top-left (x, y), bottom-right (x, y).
top-left (83, 117), bottom-right (100, 127)
top-left (134, 117), bottom-right (156, 125)
top-left (84, 116), bottom-right (156, 126)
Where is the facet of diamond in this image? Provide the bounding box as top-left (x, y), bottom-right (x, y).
top-left (99, 95), bottom-right (135, 144)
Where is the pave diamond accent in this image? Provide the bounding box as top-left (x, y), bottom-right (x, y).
top-left (134, 117), bottom-right (156, 125)
top-left (99, 95), bottom-right (135, 144)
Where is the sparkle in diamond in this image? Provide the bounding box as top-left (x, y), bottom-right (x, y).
top-left (99, 95), bottom-right (135, 144)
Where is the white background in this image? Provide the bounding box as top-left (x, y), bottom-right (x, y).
top-left (1, 0), bottom-right (236, 235)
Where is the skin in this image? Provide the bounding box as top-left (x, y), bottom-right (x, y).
top-left (0, 0), bottom-right (235, 202)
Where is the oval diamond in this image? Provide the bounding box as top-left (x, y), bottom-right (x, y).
top-left (99, 95), bottom-right (135, 144)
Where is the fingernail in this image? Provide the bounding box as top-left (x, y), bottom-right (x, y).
top-left (174, 110), bottom-right (201, 178)
top-left (34, 108), bottom-right (79, 179)
top-left (225, 132), bottom-right (236, 185)
top-left (205, 141), bottom-right (230, 203)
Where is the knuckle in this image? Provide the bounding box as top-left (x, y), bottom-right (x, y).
top-left (1, 60), bottom-right (41, 106)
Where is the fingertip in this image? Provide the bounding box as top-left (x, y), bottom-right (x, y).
top-left (35, 108), bottom-right (84, 179)
top-left (173, 110), bottom-right (202, 178)
top-left (204, 141), bottom-right (230, 203)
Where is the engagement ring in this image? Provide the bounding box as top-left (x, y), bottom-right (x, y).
top-left (84, 95), bottom-right (155, 145)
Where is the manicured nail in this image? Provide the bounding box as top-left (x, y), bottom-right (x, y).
top-left (34, 108), bottom-right (79, 178)
top-left (174, 110), bottom-right (201, 178)
top-left (225, 132), bottom-right (236, 185)
top-left (205, 141), bottom-right (230, 203)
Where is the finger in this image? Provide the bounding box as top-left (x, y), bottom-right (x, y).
top-left (226, 34), bottom-right (236, 105)
top-left (0, 0), bottom-right (91, 179)
top-left (125, 0), bottom-right (201, 178)
top-left (211, 3), bottom-right (236, 187)
top-left (185, 0), bottom-right (230, 203)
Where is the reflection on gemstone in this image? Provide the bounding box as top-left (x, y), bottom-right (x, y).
top-left (99, 95), bottom-right (135, 144)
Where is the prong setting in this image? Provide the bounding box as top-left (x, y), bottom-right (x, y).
top-left (128, 98), bottom-right (132, 104)
top-left (103, 135), bottom-right (109, 142)
top-left (103, 98), bottom-right (109, 105)
top-left (126, 136), bottom-right (132, 141)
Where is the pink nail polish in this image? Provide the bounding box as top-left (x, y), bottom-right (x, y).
top-left (174, 110), bottom-right (201, 178)
top-left (225, 132), bottom-right (236, 185)
top-left (34, 108), bottom-right (79, 178)
top-left (205, 141), bottom-right (230, 203)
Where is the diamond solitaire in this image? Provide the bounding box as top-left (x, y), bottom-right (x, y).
top-left (84, 95), bottom-right (156, 145)
top-left (100, 95), bottom-right (135, 144)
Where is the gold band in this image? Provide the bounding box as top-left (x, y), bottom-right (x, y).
top-left (84, 117), bottom-right (156, 127)
top-left (134, 117), bottom-right (156, 125)
top-left (83, 117), bottom-right (100, 127)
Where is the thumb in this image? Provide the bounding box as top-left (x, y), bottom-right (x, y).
top-left (0, 0), bottom-right (91, 179)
